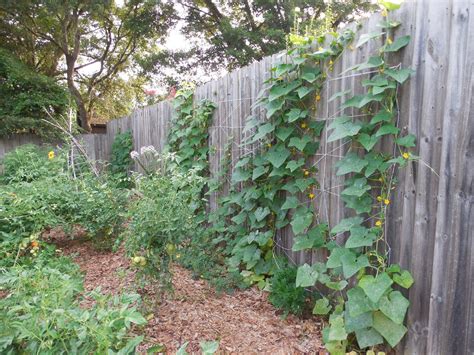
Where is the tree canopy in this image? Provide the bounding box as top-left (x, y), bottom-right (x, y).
top-left (0, 0), bottom-right (175, 131)
top-left (0, 49), bottom-right (69, 138)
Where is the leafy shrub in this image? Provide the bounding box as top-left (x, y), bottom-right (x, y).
top-left (0, 257), bottom-right (146, 354)
top-left (0, 49), bottom-right (70, 138)
top-left (1, 144), bottom-right (65, 184)
top-left (268, 266), bottom-right (309, 317)
top-left (123, 153), bottom-right (204, 287)
top-left (109, 130), bottom-right (134, 187)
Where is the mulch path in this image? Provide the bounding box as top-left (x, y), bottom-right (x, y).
top-left (60, 240), bottom-right (326, 354)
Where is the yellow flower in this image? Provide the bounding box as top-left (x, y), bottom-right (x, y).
top-left (381, 9), bottom-right (388, 17)
top-left (308, 193), bottom-right (315, 199)
top-left (402, 152), bottom-right (410, 159)
top-left (349, 44), bottom-right (355, 51)
top-left (384, 199), bottom-right (390, 205)
top-left (304, 170), bottom-right (310, 177)
top-left (48, 151), bottom-right (55, 160)
top-left (379, 68), bottom-right (385, 74)
top-left (300, 122), bottom-right (307, 129)
top-left (267, 143), bottom-right (272, 148)
top-left (377, 196), bottom-right (383, 202)
top-left (318, 46), bottom-right (324, 51)
top-left (378, 177), bottom-right (384, 182)
top-left (387, 37), bottom-right (393, 45)
top-left (375, 220), bottom-right (383, 227)
top-left (315, 94), bottom-right (321, 101)
top-left (329, 60), bottom-right (333, 65)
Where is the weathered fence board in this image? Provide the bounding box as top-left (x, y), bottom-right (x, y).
top-left (0, 1), bottom-right (472, 353)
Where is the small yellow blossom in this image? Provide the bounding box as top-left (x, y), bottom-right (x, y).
top-left (329, 60), bottom-right (333, 65)
top-left (375, 220), bottom-right (383, 227)
top-left (349, 44), bottom-right (355, 51)
top-left (387, 37), bottom-right (393, 45)
top-left (402, 152), bottom-right (410, 159)
top-left (315, 94), bottom-right (321, 101)
top-left (378, 177), bottom-right (384, 182)
top-left (304, 170), bottom-right (310, 177)
top-left (379, 68), bottom-right (385, 74)
top-left (267, 143), bottom-right (272, 148)
top-left (377, 196), bottom-right (383, 202)
top-left (308, 193), bottom-right (315, 199)
top-left (48, 151), bottom-right (55, 160)
top-left (381, 9), bottom-right (388, 17)
top-left (318, 46), bottom-right (324, 51)
top-left (300, 122), bottom-right (307, 129)
top-left (384, 199), bottom-right (390, 205)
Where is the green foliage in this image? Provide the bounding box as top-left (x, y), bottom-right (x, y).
top-left (1, 144), bottom-right (65, 184)
top-left (109, 130), bottom-right (134, 187)
top-left (268, 266), bottom-right (309, 317)
top-left (0, 256), bottom-right (145, 354)
top-left (0, 49), bottom-right (69, 138)
top-left (123, 156), bottom-right (205, 288)
top-left (0, 145), bottom-right (128, 267)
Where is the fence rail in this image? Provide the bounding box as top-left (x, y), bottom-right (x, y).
top-left (0, 1), bottom-right (472, 353)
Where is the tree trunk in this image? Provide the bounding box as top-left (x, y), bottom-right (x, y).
top-left (65, 55), bottom-right (91, 132)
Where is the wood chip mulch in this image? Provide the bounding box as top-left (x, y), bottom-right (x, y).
top-left (60, 240), bottom-right (326, 354)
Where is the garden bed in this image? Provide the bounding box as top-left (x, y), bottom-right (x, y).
top-left (62, 240), bottom-right (325, 354)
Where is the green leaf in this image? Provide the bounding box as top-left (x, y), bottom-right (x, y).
top-left (331, 216), bottom-right (364, 234)
top-left (281, 196), bottom-right (299, 210)
top-left (341, 177), bottom-right (371, 197)
top-left (347, 287), bottom-right (373, 317)
top-left (342, 93), bottom-right (384, 109)
top-left (345, 226), bottom-right (377, 248)
top-left (252, 165), bottom-right (268, 180)
top-left (268, 81), bottom-right (301, 101)
top-left (231, 212), bottom-right (247, 225)
top-left (200, 340), bottom-right (220, 355)
top-left (375, 124), bottom-right (400, 137)
top-left (234, 157), bottom-right (250, 168)
top-left (328, 315), bottom-right (348, 341)
top-left (274, 63), bottom-right (296, 77)
top-left (336, 153), bottom-right (368, 176)
top-left (384, 35), bottom-right (411, 52)
top-left (313, 297), bottom-right (332, 315)
top-left (385, 68), bottom-right (414, 84)
top-left (275, 126), bottom-right (295, 141)
top-left (341, 253), bottom-right (370, 278)
top-left (358, 56), bottom-right (384, 70)
top-left (254, 207), bottom-right (270, 222)
top-left (356, 31), bottom-right (384, 48)
top-left (379, 291), bottom-right (409, 324)
top-left (288, 135), bottom-right (312, 151)
top-left (355, 327), bottom-right (384, 349)
top-left (373, 311), bottom-right (408, 347)
top-left (292, 224), bottom-right (327, 251)
top-left (344, 309), bottom-right (373, 333)
top-left (359, 273), bottom-right (393, 303)
top-left (296, 263), bottom-right (319, 287)
top-left (357, 133), bottom-right (379, 151)
top-left (377, 19), bottom-right (401, 29)
top-left (176, 342), bottom-right (189, 355)
top-left (252, 122), bottom-right (275, 141)
top-left (294, 178), bottom-right (315, 192)
top-left (265, 99), bottom-right (284, 118)
top-left (266, 144), bottom-right (291, 168)
top-left (286, 108), bottom-right (308, 122)
top-left (379, 0), bottom-right (403, 10)
top-left (286, 158), bottom-right (305, 172)
top-left (393, 270), bottom-right (414, 288)
top-left (370, 109), bottom-right (394, 124)
top-left (396, 134), bottom-right (416, 147)
top-left (327, 116), bottom-right (362, 142)
top-left (326, 247), bottom-right (352, 268)
top-left (301, 72), bottom-right (317, 83)
top-left (291, 210), bottom-right (313, 235)
top-left (342, 194), bottom-right (373, 214)
top-left (296, 86), bottom-right (314, 99)
top-left (232, 168), bottom-right (251, 183)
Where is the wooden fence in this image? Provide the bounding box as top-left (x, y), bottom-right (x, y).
top-left (0, 1), bottom-right (472, 353)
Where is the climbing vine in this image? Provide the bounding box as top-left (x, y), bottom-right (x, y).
top-left (164, 1), bottom-right (416, 353)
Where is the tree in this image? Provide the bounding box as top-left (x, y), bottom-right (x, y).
top-left (146, 0), bottom-right (374, 82)
top-left (0, 49), bottom-right (69, 138)
top-left (0, 0), bottom-right (175, 131)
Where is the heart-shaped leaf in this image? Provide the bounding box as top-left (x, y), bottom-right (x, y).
top-left (266, 144), bottom-right (291, 168)
top-left (359, 273), bottom-right (393, 303)
top-left (379, 291), bottom-right (409, 324)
